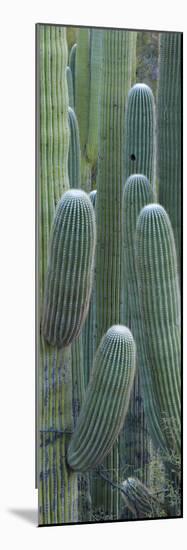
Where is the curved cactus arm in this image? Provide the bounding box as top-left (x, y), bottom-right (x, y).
top-left (135, 204), bottom-right (181, 461)
top-left (42, 189), bottom-right (96, 348)
top-left (67, 326), bottom-right (136, 472)
top-left (69, 42), bottom-right (77, 97)
top-left (124, 83), bottom-right (156, 191)
top-left (68, 107), bottom-right (81, 188)
top-left (157, 32), bottom-right (182, 279)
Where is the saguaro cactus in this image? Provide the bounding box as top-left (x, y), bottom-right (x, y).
top-left (68, 107), bottom-right (81, 188)
top-left (157, 32), bottom-right (182, 278)
top-left (42, 189), bottom-right (96, 348)
top-left (124, 83), bottom-right (156, 190)
top-left (95, 28), bottom-right (137, 518)
top-left (135, 204), bottom-right (181, 461)
top-left (67, 326), bottom-right (136, 472)
top-left (38, 24), bottom-right (78, 525)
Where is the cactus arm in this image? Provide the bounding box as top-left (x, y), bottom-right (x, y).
top-left (135, 204), bottom-right (181, 461)
top-left (67, 326), bottom-right (136, 472)
top-left (124, 83), bottom-right (156, 192)
top-left (66, 66), bottom-right (74, 108)
top-left (42, 190), bottom-right (96, 348)
top-left (69, 42), bottom-right (77, 98)
top-left (68, 107), bottom-right (81, 188)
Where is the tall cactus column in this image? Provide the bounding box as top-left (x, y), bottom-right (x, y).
top-left (94, 29), bottom-right (137, 518)
top-left (157, 32), bottom-right (182, 280)
top-left (38, 25), bottom-right (78, 525)
top-left (135, 204), bottom-right (181, 462)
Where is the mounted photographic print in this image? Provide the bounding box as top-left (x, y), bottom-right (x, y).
top-left (36, 23), bottom-right (182, 526)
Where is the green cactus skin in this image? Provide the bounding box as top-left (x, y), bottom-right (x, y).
top-left (68, 107), bottom-right (81, 188)
top-left (75, 28), bottom-right (90, 159)
top-left (38, 24), bottom-right (78, 525)
top-left (157, 32), bottom-right (182, 279)
top-left (69, 42), bottom-right (77, 99)
top-left (95, 28), bottom-right (137, 518)
top-left (82, 190), bottom-right (97, 387)
top-left (135, 204), bottom-right (181, 461)
top-left (121, 478), bottom-right (165, 518)
top-left (124, 83), bottom-right (156, 191)
top-left (66, 66), bottom-right (74, 108)
top-left (75, 28), bottom-right (92, 192)
top-left (120, 175), bottom-right (155, 503)
top-left (42, 189), bottom-right (96, 348)
top-left (86, 29), bottom-right (103, 167)
top-left (67, 326), bottom-right (136, 472)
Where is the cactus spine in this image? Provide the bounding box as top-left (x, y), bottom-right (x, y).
top-left (38, 24), bottom-right (78, 525)
top-left (68, 326), bottom-right (136, 472)
top-left (135, 204), bottom-right (181, 461)
top-left (68, 107), bottom-right (81, 188)
top-left (157, 32), bottom-right (182, 278)
top-left (42, 190), bottom-right (96, 348)
top-left (124, 83), bottom-right (156, 190)
top-left (95, 29), bottom-right (137, 517)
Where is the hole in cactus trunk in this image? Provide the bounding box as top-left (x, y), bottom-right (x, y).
top-left (130, 154), bottom-right (136, 161)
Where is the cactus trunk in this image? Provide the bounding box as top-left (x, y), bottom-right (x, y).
top-left (157, 32), bottom-right (182, 280)
top-left (38, 24), bottom-right (78, 524)
top-left (94, 29), bottom-right (137, 518)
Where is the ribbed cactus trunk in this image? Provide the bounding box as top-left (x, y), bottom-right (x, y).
top-left (38, 24), bottom-right (78, 525)
top-left (94, 29), bottom-right (137, 519)
top-left (157, 32), bottom-right (182, 280)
